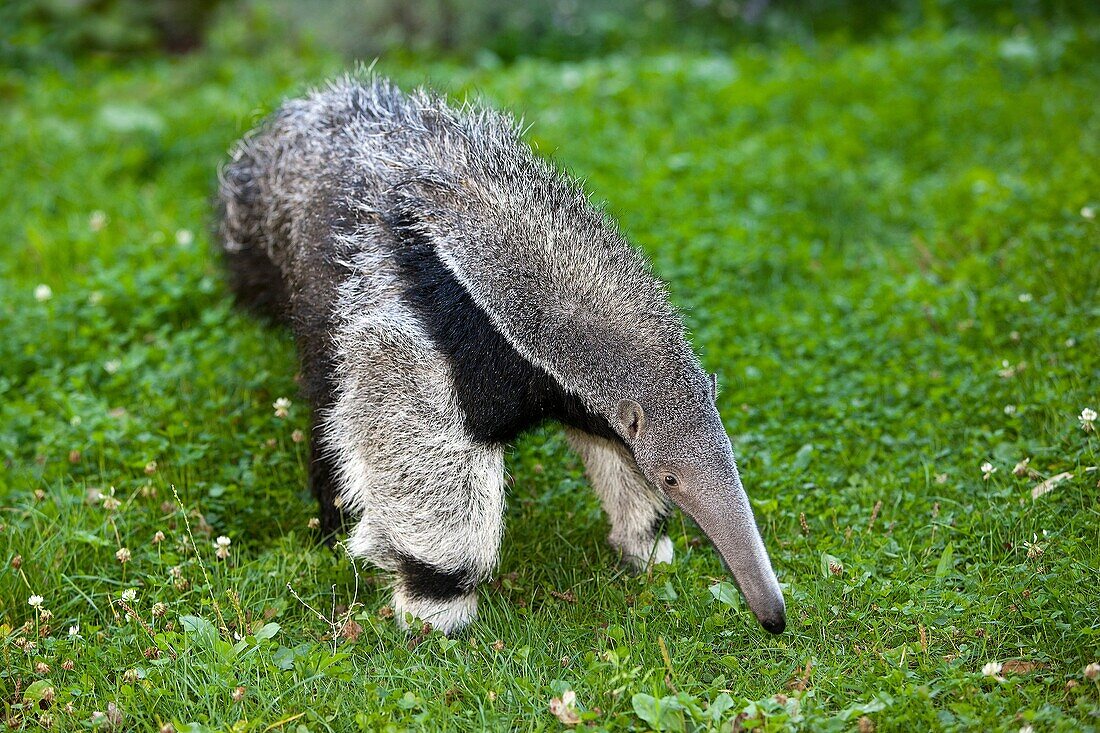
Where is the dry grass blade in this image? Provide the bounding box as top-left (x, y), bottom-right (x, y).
top-left (1032, 472), bottom-right (1073, 499)
top-left (1001, 660), bottom-right (1047, 675)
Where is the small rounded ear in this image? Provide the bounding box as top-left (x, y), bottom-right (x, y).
top-left (617, 399), bottom-right (647, 441)
top-left (709, 373), bottom-right (718, 403)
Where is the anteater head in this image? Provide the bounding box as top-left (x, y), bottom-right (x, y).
top-left (614, 378), bottom-right (786, 634)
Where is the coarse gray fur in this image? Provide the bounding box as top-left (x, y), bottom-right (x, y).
top-left (217, 75), bottom-right (785, 635)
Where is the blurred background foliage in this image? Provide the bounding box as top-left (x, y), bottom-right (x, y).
top-left (3, 0), bottom-right (1098, 68)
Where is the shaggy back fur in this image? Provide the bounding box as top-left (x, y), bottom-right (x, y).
top-left (222, 78), bottom-right (692, 394)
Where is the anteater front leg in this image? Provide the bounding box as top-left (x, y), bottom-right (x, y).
top-left (342, 438), bottom-right (506, 635)
top-left (394, 444), bottom-right (504, 635)
top-left (565, 428), bottom-right (673, 570)
top-left (323, 326), bottom-right (507, 634)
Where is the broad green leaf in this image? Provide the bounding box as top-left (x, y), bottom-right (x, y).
top-left (180, 615), bottom-right (217, 648)
top-left (23, 679), bottom-right (54, 702)
top-left (632, 693), bottom-right (685, 732)
top-left (708, 693), bottom-right (735, 721)
top-left (709, 581), bottom-right (741, 609)
top-left (254, 622), bottom-right (281, 641)
top-left (792, 443), bottom-right (815, 472)
top-left (935, 543), bottom-right (955, 578)
top-left (71, 531), bottom-right (112, 547)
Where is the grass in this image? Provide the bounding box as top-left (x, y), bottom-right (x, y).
top-left (1, 21), bottom-right (1099, 732)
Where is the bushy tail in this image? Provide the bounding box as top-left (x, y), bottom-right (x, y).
top-left (216, 145), bottom-right (289, 323)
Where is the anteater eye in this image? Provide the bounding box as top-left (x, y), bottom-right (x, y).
top-left (662, 474), bottom-right (679, 488)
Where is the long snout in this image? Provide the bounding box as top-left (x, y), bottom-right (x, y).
top-left (673, 477), bottom-right (786, 634)
top-left (719, 526), bottom-right (786, 634)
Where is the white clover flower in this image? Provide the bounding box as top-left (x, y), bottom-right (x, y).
top-left (34, 284), bottom-right (53, 302)
top-left (982, 661), bottom-right (1002, 677)
top-left (1020, 725), bottom-right (1034, 733)
top-left (1024, 534), bottom-right (1044, 559)
top-left (1082, 206), bottom-right (1096, 220)
top-left (121, 588), bottom-right (137, 602)
top-left (549, 689), bottom-right (580, 725)
top-left (1003, 404), bottom-right (1016, 416)
top-left (1017, 293), bottom-right (1033, 303)
top-left (981, 462), bottom-right (996, 480)
top-left (115, 547), bottom-right (132, 563)
top-left (273, 397), bottom-right (292, 418)
top-left (175, 229), bottom-right (194, 246)
top-left (1080, 407), bottom-right (1097, 432)
top-left (89, 210), bottom-right (108, 231)
top-left (28, 595), bottom-right (44, 608)
top-left (104, 360), bottom-right (121, 375)
top-left (69, 625), bottom-right (80, 637)
top-left (215, 535), bottom-right (232, 560)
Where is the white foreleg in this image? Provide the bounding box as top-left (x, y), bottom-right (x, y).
top-left (565, 428), bottom-right (673, 570)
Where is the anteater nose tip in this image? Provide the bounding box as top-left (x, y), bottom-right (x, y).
top-left (761, 614), bottom-right (786, 635)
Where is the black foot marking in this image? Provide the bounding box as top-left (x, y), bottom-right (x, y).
top-left (397, 554), bottom-right (475, 601)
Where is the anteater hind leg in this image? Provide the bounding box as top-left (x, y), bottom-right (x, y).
top-left (565, 428), bottom-right (673, 570)
top-left (309, 410), bottom-right (347, 543)
top-left (296, 325), bottom-right (349, 543)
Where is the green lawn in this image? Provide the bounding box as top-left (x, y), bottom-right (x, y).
top-left (1, 24), bottom-right (1099, 732)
